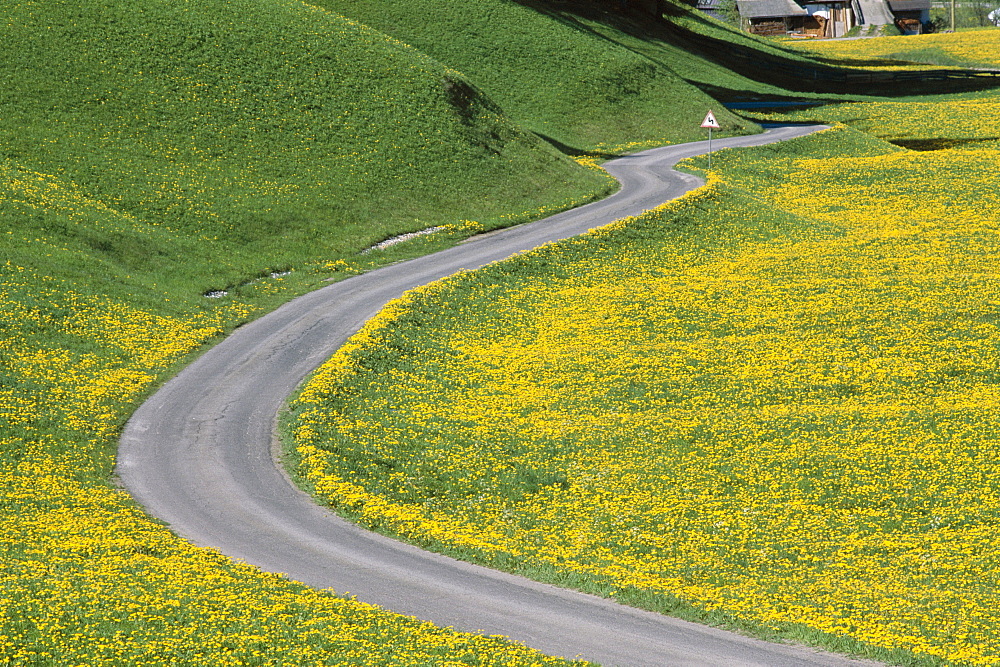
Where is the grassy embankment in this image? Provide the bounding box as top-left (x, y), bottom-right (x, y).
top-left (310, 0), bottom-right (759, 151)
top-left (287, 30), bottom-right (1000, 667)
top-left (318, 0), bottom-right (933, 132)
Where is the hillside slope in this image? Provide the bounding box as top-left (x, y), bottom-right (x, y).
top-left (6, 0), bottom-right (944, 663)
top-left (311, 0), bottom-right (760, 149)
top-left (0, 0), bottom-right (613, 664)
top-left (1, 0), bottom-right (609, 298)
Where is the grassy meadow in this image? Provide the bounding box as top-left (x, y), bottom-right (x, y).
top-left (289, 91), bottom-right (1000, 666)
top-left (1, 0), bottom-right (616, 290)
top-left (308, 0), bottom-right (759, 150)
top-left (0, 0), bottom-right (637, 662)
top-left (6, 0), bottom-right (1000, 663)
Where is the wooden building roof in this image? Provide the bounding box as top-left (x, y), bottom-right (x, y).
top-left (887, 0), bottom-right (930, 11)
top-left (737, 0), bottom-right (808, 18)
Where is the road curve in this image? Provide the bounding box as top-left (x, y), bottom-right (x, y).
top-left (118, 124), bottom-right (879, 666)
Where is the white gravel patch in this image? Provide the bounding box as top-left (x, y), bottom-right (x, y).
top-left (363, 226), bottom-right (444, 253)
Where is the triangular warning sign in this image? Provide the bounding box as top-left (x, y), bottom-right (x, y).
top-left (701, 110), bottom-right (720, 129)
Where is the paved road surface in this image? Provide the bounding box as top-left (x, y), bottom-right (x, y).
top-left (119, 124), bottom-right (881, 666)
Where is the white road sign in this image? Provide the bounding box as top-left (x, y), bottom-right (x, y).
top-left (701, 109), bottom-right (720, 129)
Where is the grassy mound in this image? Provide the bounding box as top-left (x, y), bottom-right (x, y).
top-left (310, 0), bottom-right (760, 150)
top-left (317, 0), bottom-right (1000, 149)
top-left (1, 0), bottom-right (610, 296)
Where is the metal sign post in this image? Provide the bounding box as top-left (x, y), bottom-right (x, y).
top-left (701, 109), bottom-right (721, 170)
top-left (708, 127), bottom-right (713, 169)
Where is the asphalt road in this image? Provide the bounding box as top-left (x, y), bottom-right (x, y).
top-left (118, 124), bottom-right (882, 666)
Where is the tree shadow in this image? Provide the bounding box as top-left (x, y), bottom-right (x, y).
top-left (890, 137), bottom-right (1000, 150)
top-left (535, 132), bottom-right (622, 158)
top-left (509, 0), bottom-right (1000, 97)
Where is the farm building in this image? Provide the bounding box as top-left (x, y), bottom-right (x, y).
top-left (736, 0), bottom-right (858, 35)
top-left (799, 0), bottom-right (857, 36)
top-left (736, 0), bottom-right (927, 36)
top-left (735, 0), bottom-right (809, 35)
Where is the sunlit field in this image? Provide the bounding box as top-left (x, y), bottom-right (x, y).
top-left (0, 209), bottom-right (578, 667)
top-left (787, 27), bottom-right (1000, 69)
top-left (9, 0), bottom-right (1000, 661)
top-left (291, 97), bottom-right (1000, 665)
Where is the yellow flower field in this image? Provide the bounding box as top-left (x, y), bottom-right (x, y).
top-left (788, 27), bottom-right (1000, 68)
top-left (0, 163), bottom-right (580, 665)
top-left (292, 104), bottom-right (1000, 665)
top-left (1, 452), bottom-right (570, 665)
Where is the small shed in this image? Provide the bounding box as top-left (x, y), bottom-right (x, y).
top-left (888, 0), bottom-right (930, 32)
top-left (736, 0), bottom-right (809, 35)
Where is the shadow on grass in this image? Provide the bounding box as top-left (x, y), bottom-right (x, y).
top-left (535, 132), bottom-right (623, 158)
top-left (512, 0), bottom-right (1000, 97)
top-left (891, 137), bottom-right (1000, 150)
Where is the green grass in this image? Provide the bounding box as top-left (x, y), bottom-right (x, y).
top-left (8, 0), bottom-right (1000, 663)
top-left (1, 0), bottom-right (613, 301)
top-left (287, 117), bottom-right (1000, 665)
top-left (880, 48), bottom-right (981, 68)
top-left (309, 0), bottom-right (762, 149)
top-left (0, 0), bottom-right (618, 663)
top-left (313, 0), bottom-right (1000, 152)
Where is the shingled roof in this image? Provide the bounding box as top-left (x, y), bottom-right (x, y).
top-left (737, 0), bottom-right (808, 18)
top-left (887, 0), bottom-right (930, 11)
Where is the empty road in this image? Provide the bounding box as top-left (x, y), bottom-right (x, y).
top-left (119, 124), bottom-right (881, 666)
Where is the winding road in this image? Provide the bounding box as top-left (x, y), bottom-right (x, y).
top-left (118, 124), bottom-right (880, 666)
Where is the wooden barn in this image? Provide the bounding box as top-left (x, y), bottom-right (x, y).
top-left (736, 0), bottom-right (809, 35)
top-left (799, 0), bottom-right (857, 37)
